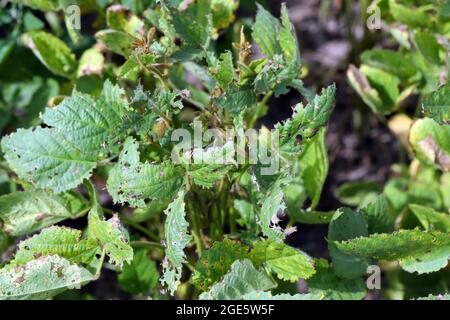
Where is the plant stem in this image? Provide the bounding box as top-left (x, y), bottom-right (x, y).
top-left (261, 91), bottom-right (273, 105)
top-left (94, 249), bottom-right (106, 279)
top-left (188, 201), bottom-right (204, 257)
top-left (345, 0), bottom-right (358, 63)
top-left (229, 206), bottom-right (237, 234)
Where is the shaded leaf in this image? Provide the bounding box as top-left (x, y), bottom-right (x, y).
top-left (95, 30), bottom-right (134, 57)
top-left (307, 259), bottom-right (366, 300)
top-left (118, 249), bottom-right (159, 295)
top-left (299, 128), bottom-right (328, 208)
top-left (409, 204), bottom-right (450, 232)
top-left (335, 229), bottom-right (450, 274)
top-left (22, 31), bottom-right (77, 78)
top-left (360, 194), bottom-right (397, 234)
top-left (191, 239), bottom-right (248, 291)
top-left (328, 208), bottom-right (369, 279)
top-left (250, 240), bottom-right (316, 282)
top-left (199, 259), bottom-right (276, 300)
top-left (0, 190), bottom-right (88, 236)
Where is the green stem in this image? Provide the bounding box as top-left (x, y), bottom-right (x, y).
top-left (94, 249), bottom-right (106, 280)
top-left (229, 207), bottom-right (237, 234)
top-left (211, 204), bottom-right (220, 241)
top-left (135, 54), bottom-right (169, 90)
top-left (188, 201), bottom-right (204, 257)
top-left (345, 0), bottom-right (358, 63)
top-left (261, 91), bottom-right (273, 105)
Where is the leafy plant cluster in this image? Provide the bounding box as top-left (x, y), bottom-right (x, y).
top-left (343, 0), bottom-right (450, 299)
top-left (0, 0), bottom-right (448, 300)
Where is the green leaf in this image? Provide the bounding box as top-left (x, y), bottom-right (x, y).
top-left (106, 4), bottom-right (144, 38)
top-left (409, 204), bottom-right (450, 232)
top-left (63, 7), bottom-right (81, 44)
top-left (242, 291), bottom-right (323, 300)
top-left (2, 80), bottom-right (129, 192)
top-left (259, 177), bottom-right (289, 241)
top-left (422, 85), bottom-right (450, 125)
top-left (250, 240), bottom-right (316, 282)
top-left (11, 0), bottom-right (60, 10)
top-left (191, 239), bottom-right (249, 291)
top-left (213, 85), bottom-right (257, 115)
top-left (118, 249), bottom-right (159, 295)
top-left (95, 30), bottom-right (135, 57)
top-left (22, 31), bottom-right (77, 78)
top-left (23, 11), bottom-right (44, 31)
top-left (328, 208), bottom-right (369, 279)
top-left (186, 139), bottom-right (235, 189)
top-left (388, 0), bottom-right (431, 28)
top-left (0, 29), bottom-right (18, 66)
top-left (440, 0), bottom-right (450, 17)
top-left (347, 65), bottom-right (384, 114)
top-left (252, 4), bottom-right (282, 58)
top-left (87, 209), bottom-right (133, 268)
top-left (0, 190), bottom-right (89, 236)
top-left (0, 255), bottom-right (95, 300)
top-left (441, 172), bottom-right (450, 209)
top-left (211, 0), bottom-right (238, 31)
top-left (77, 47), bottom-right (105, 78)
top-left (1, 127), bottom-right (98, 193)
top-left (199, 259), bottom-right (277, 300)
top-left (307, 259), bottom-right (366, 300)
top-left (209, 51), bottom-right (234, 88)
top-left (169, 0), bottom-right (211, 49)
top-left (276, 84), bottom-right (336, 153)
top-left (253, 55), bottom-right (301, 97)
top-left (41, 80), bottom-right (128, 154)
top-left (409, 118), bottom-right (450, 172)
top-left (188, 164), bottom-right (231, 189)
top-left (1, 76), bottom-right (59, 127)
top-left (360, 194), bottom-right (396, 234)
top-left (279, 3), bottom-right (300, 63)
top-left (107, 138), bottom-right (185, 207)
top-left (337, 181), bottom-right (380, 207)
top-left (335, 229), bottom-right (450, 274)
top-left (361, 65), bottom-right (400, 109)
top-left (414, 31), bottom-right (443, 65)
top-left (360, 49), bottom-right (416, 80)
top-left (160, 190), bottom-right (192, 295)
top-left (234, 199), bottom-right (258, 231)
top-left (13, 226), bottom-right (98, 265)
top-left (118, 57), bottom-right (141, 80)
top-left (299, 128), bottom-right (328, 208)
